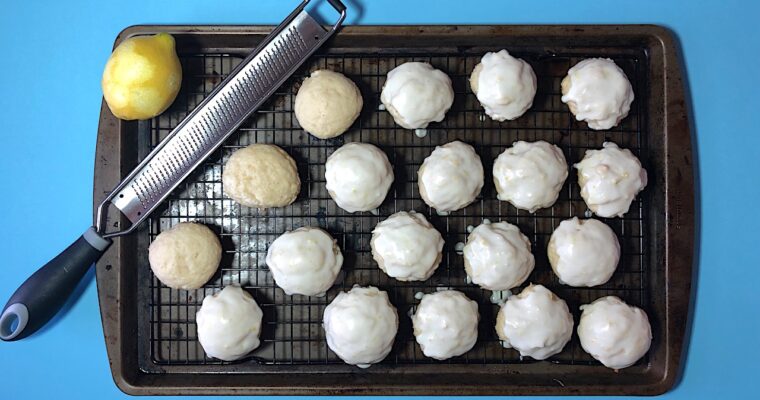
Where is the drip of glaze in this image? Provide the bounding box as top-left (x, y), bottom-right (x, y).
top-left (369, 208), bottom-right (380, 216)
top-left (482, 218), bottom-right (492, 225)
top-left (490, 289), bottom-right (512, 305)
top-left (466, 225), bottom-right (475, 233)
top-left (378, 104), bottom-right (386, 111)
top-left (465, 275), bottom-right (473, 284)
top-left (436, 209), bottom-right (450, 216)
top-left (414, 292), bottom-right (424, 300)
top-left (414, 129), bottom-right (428, 138)
top-left (584, 209), bottom-right (593, 218)
top-left (479, 114), bottom-right (486, 121)
top-left (454, 242), bottom-right (465, 255)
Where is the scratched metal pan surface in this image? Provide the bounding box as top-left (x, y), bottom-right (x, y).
top-left (93, 25), bottom-right (693, 396)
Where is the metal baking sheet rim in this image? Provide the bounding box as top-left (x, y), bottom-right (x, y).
top-left (92, 24), bottom-right (694, 396)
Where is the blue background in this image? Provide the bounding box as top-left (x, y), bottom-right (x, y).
top-left (0, 0), bottom-right (757, 399)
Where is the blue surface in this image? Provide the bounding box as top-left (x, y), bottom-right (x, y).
top-left (0, 0), bottom-right (757, 399)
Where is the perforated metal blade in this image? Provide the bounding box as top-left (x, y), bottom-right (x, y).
top-left (96, 0), bottom-right (346, 237)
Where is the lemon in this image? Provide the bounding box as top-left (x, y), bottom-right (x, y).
top-left (102, 33), bottom-right (182, 120)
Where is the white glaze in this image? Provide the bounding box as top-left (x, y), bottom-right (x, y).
top-left (490, 289), bottom-right (512, 305)
top-left (323, 286), bottom-right (399, 367)
top-left (418, 141), bottom-right (484, 212)
top-left (493, 141), bottom-right (568, 212)
top-left (371, 211), bottom-right (444, 281)
top-left (411, 290), bottom-right (479, 360)
top-left (561, 58), bottom-right (634, 130)
top-left (575, 142), bottom-right (648, 217)
top-left (380, 62), bottom-right (454, 130)
top-left (495, 284), bottom-right (574, 360)
top-left (548, 217), bottom-right (620, 287)
top-left (470, 50), bottom-right (537, 121)
top-left (463, 221), bottom-right (534, 291)
top-left (265, 227), bottom-right (343, 296)
top-left (196, 286), bottom-right (263, 361)
top-left (578, 296), bottom-right (652, 370)
top-left (325, 143), bottom-right (394, 212)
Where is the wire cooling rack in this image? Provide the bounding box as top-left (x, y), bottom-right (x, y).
top-left (143, 48), bottom-right (648, 367)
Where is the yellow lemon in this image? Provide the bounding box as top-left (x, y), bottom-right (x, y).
top-left (102, 33), bottom-right (182, 120)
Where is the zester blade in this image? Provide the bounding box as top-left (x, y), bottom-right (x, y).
top-left (100, 1), bottom-right (345, 237)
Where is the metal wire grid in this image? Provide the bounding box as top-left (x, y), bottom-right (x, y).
top-left (144, 47), bottom-right (648, 367)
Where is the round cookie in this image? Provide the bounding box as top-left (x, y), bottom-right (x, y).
top-left (548, 217), bottom-right (620, 287)
top-left (323, 286), bottom-right (399, 368)
top-left (380, 62), bottom-right (454, 130)
top-left (470, 49), bottom-right (537, 121)
top-left (196, 285), bottom-right (264, 361)
top-left (561, 58), bottom-right (634, 130)
top-left (325, 142), bottom-right (394, 212)
top-left (266, 227), bottom-right (343, 296)
top-left (418, 141), bottom-right (484, 212)
top-left (294, 70), bottom-right (363, 139)
top-left (148, 222), bottom-right (221, 290)
top-left (495, 284), bottom-right (574, 360)
top-left (371, 211), bottom-right (444, 281)
top-left (575, 142), bottom-right (648, 218)
top-left (463, 221), bottom-right (534, 291)
top-left (493, 140), bottom-right (568, 212)
top-left (412, 290), bottom-right (479, 360)
top-left (222, 144), bottom-right (300, 208)
top-left (578, 296), bottom-right (652, 370)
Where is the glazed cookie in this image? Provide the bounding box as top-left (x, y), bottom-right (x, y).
top-left (371, 211), bottom-right (444, 281)
top-left (325, 143), bottom-right (394, 212)
top-left (493, 141), bottom-right (568, 212)
top-left (575, 142), bottom-right (647, 217)
top-left (323, 286), bottom-right (399, 368)
top-left (470, 49), bottom-right (537, 121)
top-left (380, 62), bottom-right (454, 130)
top-left (561, 58), bottom-right (634, 130)
top-left (418, 141), bottom-right (484, 212)
top-left (266, 227), bottom-right (343, 296)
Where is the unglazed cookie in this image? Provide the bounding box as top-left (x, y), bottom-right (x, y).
top-left (495, 284), bottom-right (574, 360)
top-left (575, 142), bottom-right (648, 217)
top-left (196, 286), bottom-right (263, 361)
top-left (148, 222), bottom-right (221, 290)
top-left (548, 217), bottom-right (620, 287)
top-left (411, 290), bottom-right (479, 360)
top-left (470, 50), bottom-right (537, 121)
top-left (418, 141), bottom-right (484, 212)
top-left (325, 143), bottom-right (394, 212)
top-left (493, 141), bottom-right (568, 212)
top-left (294, 70), bottom-right (363, 139)
top-left (265, 227), bottom-right (343, 296)
top-left (380, 62), bottom-right (454, 129)
top-left (323, 286), bottom-right (399, 368)
top-left (561, 58), bottom-right (634, 130)
top-left (371, 211), bottom-right (444, 281)
top-left (222, 144), bottom-right (300, 208)
top-left (578, 296), bottom-right (652, 370)
top-left (463, 221), bottom-right (534, 291)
